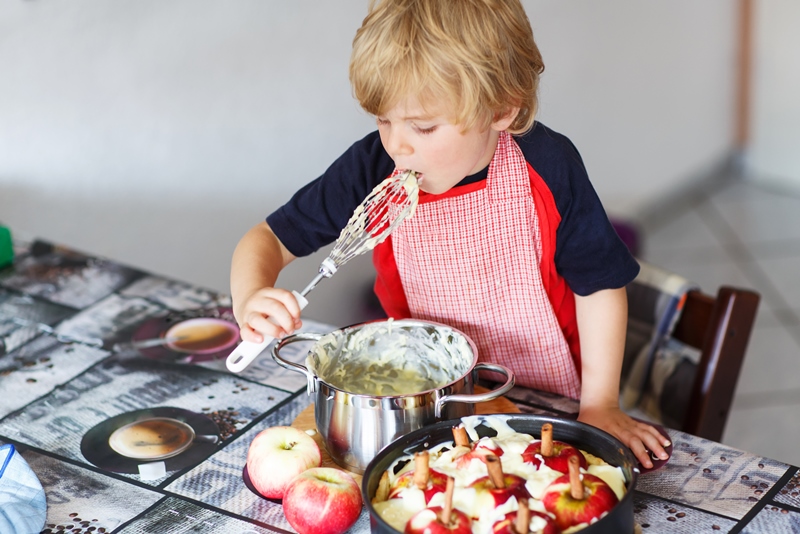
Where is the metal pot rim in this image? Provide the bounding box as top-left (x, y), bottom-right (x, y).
top-left (306, 318), bottom-right (481, 398)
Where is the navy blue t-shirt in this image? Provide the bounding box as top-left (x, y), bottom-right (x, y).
top-left (267, 122), bottom-right (639, 295)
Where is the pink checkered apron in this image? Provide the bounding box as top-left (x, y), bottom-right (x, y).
top-left (390, 132), bottom-right (581, 398)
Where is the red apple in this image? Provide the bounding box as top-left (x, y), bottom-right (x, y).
top-left (389, 468), bottom-right (449, 503)
top-left (405, 506), bottom-right (472, 534)
top-left (491, 510), bottom-right (560, 534)
top-left (246, 425), bottom-right (321, 499)
top-left (283, 467), bottom-right (363, 534)
top-left (469, 473), bottom-right (531, 509)
top-left (541, 473), bottom-right (618, 530)
top-left (521, 440), bottom-right (587, 474)
top-left (456, 439), bottom-right (504, 468)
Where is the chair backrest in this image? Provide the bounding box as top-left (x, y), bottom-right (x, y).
top-left (673, 286), bottom-right (760, 442)
top-left (622, 261), bottom-right (761, 442)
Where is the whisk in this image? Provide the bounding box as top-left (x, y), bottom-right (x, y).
top-left (226, 170), bottom-right (419, 372)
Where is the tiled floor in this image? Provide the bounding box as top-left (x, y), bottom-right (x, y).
top-left (638, 175), bottom-right (800, 467)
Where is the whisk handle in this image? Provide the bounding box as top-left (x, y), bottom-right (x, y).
top-left (225, 290), bottom-right (309, 373)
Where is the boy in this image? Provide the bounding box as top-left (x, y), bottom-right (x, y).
top-left (231, 0), bottom-right (670, 468)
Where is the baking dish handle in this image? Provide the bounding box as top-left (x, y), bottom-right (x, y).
top-left (435, 363), bottom-right (515, 419)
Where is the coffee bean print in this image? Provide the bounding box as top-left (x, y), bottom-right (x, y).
top-left (40, 513), bottom-right (109, 534)
top-left (208, 409), bottom-right (244, 440)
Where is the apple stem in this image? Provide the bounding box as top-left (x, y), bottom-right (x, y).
top-left (568, 454), bottom-right (584, 500)
top-left (540, 423), bottom-right (553, 457)
top-left (514, 498), bottom-right (530, 534)
top-left (439, 476), bottom-right (455, 526)
top-left (484, 453), bottom-right (506, 489)
top-left (413, 451), bottom-right (430, 489)
top-left (452, 425), bottom-right (470, 447)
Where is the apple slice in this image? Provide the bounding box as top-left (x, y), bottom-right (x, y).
top-left (282, 467), bottom-right (363, 534)
top-left (522, 423), bottom-right (586, 473)
top-left (373, 471), bottom-right (391, 504)
top-left (541, 455), bottom-right (619, 531)
top-left (246, 425), bottom-right (321, 499)
top-left (405, 477), bottom-right (472, 534)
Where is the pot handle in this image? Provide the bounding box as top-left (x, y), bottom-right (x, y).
top-left (271, 332), bottom-right (323, 395)
top-left (435, 363), bottom-right (515, 419)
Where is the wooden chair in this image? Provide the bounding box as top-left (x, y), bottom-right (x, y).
top-left (622, 261), bottom-right (761, 442)
top-left (672, 286), bottom-right (760, 442)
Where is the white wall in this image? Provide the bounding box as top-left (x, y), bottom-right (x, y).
top-left (0, 1), bottom-right (737, 327)
top-left (747, 0), bottom-right (800, 188)
top-left (526, 1), bottom-right (736, 213)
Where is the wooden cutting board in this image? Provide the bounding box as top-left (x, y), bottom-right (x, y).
top-left (291, 386), bottom-right (521, 484)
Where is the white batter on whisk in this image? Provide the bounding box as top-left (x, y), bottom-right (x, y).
top-left (306, 320), bottom-right (472, 396)
top-left (331, 170), bottom-right (420, 263)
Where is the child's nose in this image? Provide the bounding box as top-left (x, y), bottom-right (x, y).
top-left (386, 130), bottom-right (413, 159)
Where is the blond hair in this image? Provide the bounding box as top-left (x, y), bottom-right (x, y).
top-left (350, 0), bottom-right (544, 134)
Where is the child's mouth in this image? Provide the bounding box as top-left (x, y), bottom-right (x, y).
top-left (399, 169), bottom-right (423, 184)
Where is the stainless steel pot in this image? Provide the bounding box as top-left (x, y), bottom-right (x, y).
top-left (272, 319), bottom-right (515, 474)
top-left (362, 414), bottom-right (639, 534)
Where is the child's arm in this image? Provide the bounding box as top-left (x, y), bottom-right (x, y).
top-left (230, 222), bottom-right (303, 343)
top-left (574, 287), bottom-right (672, 469)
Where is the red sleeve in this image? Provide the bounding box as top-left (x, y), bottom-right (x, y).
top-left (528, 163), bottom-right (582, 375)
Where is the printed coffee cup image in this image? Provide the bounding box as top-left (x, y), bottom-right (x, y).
top-left (108, 417), bottom-right (196, 460)
top-left (164, 318), bottom-right (239, 355)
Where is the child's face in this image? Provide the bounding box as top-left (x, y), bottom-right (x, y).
top-left (376, 97), bottom-right (507, 195)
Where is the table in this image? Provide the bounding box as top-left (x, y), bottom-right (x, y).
top-left (1, 238), bottom-right (798, 534)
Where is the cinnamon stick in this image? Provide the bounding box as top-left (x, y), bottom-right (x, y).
top-left (439, 476), bottom-right (456, 526)
top-left (568, 454), bottom-right (584, 500)
top-left (540, 423), bottom-right (553, 457)
top-left (515, 498), bottom-right (530, 534)
top-left (452, 425), bottom-right (470, 447)
top-left (413, 451), bottom-right (430, 489)
top-left (484, 453), bottom-right (505, 489)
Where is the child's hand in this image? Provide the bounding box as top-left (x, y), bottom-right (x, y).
top-left (233, 287), bottom-right (304, 343)
top-left (578, 406), bottom-right (671, 469)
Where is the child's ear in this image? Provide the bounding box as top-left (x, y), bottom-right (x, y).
top-left (491, 107), bottom-right (520, 132)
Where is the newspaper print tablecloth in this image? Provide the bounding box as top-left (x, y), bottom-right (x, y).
top-left (1, 240), bottom-right (798, 534)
